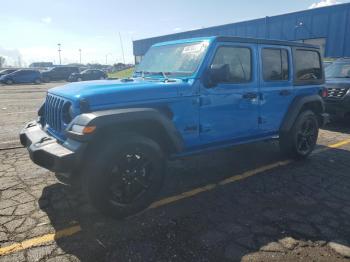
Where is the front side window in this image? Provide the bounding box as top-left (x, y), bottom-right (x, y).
top-left (136, 41), bottom-right (209, 78)
top-left (15, 70), bottom-right (26, 75)
top-left (262, 48), bottom-right (289, 81)
top-left (294, 50), bottom-right (322, 82)
top-left (211, 46), bottom-right (252, 83)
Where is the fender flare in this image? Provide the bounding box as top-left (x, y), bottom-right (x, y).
top-left (279, 95), bottom-right (325, 133)
top-left (66, 108), bottom-right (184, 153)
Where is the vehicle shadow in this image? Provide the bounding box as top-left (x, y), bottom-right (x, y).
top-left (323, 120), bottom-right (350, 134)
top-left (39, 141), bottom-right (350, 261)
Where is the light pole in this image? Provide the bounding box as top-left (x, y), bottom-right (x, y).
top-left (105, 53), bottom-right (112, 65)
top-left (118, 32), bottom-right (126, 64)
top-left (78, 49), bottom-right (82, 64)
top-left (57, 43), bottom-right (62, 65)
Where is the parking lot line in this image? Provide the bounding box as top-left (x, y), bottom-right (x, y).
top-left (0, 225), bottom-right (81, 256)
top-left (0, 138), bottom-right (349, 257)
top-left (0, 111), bottom-right (36, 115)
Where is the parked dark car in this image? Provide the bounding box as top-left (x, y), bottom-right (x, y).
top-left (0, 69), bottom-right (18, 77)
top-left (42, 66), bottom-right (79, 82)
top-left (68, 69), bottom-right (107, 82)
top-left (0, 69), bottom-right (42, 85)
top-left (323, 61), bottom-right (333, 68)
top-left (324, 58), bottom-right (350, 119)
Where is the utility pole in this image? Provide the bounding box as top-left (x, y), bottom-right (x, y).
top-left (105, 53), bottom-right (112, 65)
top-left (118, 32), bottom-right (126, 64)
top-left (57, 43), bottom-right (62, 65)
top-left (78, 49), bottom-right (82, 64)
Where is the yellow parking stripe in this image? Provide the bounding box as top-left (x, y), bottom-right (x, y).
top-left (0, 225), bottom-right (81, 256)
top-left (150, 160), bottom-right (292, 209)
top-left (328, 138), bottom-right (350, 148)
top-left (314, 138), bottom-right (350, 154)
top-left (1, 138), bottom-right (350, 256)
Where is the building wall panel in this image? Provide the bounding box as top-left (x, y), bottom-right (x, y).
top-left (133, 3), bottom-right (350, 58)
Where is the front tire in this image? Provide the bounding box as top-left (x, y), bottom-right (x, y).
top-left (280, 110), bottom-right (319, 159)
top-left (84, 134), bottom-right (165, 219)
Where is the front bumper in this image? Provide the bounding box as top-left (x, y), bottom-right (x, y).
top-left (325, 98), bottom-right (350, 118)
top-left (320, 113), bottom-right (330, 126)
top-left (19, 121), bottom-right (85, 172)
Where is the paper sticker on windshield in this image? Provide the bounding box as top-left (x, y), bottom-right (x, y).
top-left (182, 42), bottom-right (208, 54)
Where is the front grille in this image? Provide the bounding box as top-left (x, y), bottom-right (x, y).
top-left (44, 94), bottom-right (65, 131)
top-left (327, 87), bottom-right (349, 99)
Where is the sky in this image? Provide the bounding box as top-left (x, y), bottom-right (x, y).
top-left (0, 0), bottom-right (348, 66)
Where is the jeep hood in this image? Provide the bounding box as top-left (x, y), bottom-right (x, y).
top-left (48, 78), bottom-right (187, 108)
top-left (326, 78), bottom-right (350, 88)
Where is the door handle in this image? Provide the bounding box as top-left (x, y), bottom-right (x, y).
top-left (242, 92), bottom-right (258, 100)
top-left (279, 90), bottom-right (291, 96)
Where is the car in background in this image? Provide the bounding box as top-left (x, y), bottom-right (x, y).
top-left (323, 61), bottom-right (333, 68)
top-left (0, 69), bottom-right (18, 77)
top-left (324, 58), bottom-right (350, 119)
top-left (0, 69), bottom-right (42, 85)
top-left (42, 66), bottom-right (79, 82)
top-left (68, 69), bottom-right (107, 82)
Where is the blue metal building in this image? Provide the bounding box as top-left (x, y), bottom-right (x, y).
top-left (133, 3), bottom-right (350, 63)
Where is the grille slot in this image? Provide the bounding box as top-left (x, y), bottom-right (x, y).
top-left (327, 87), bottom-right (349, 99)
top-left (44, 94), bottom-right (66, 131)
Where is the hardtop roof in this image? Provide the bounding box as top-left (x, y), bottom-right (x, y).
top-left (216, 36), bottom-right (319, 49)
top-left (153, 36), bottom-right (319, 49)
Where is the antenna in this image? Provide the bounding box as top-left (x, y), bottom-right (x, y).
top-left (119, 32), bottom-right (126, 64)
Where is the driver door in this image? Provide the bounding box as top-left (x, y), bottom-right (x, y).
top-left (199, 43), bottom-right (260, 144)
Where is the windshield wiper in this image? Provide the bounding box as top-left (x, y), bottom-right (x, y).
top-left (143, 71), bottom-right (172, 81)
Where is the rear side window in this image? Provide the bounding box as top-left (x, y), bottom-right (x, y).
top-left (294, 50), bottom-right (322, 83)
top-left (212, 46), bottom-right (252, 83)
top-left (262, 48), bottom-right (289, 81)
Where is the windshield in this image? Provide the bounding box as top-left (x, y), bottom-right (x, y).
top-left (135, 41), bottom-right (210, 78)
top-left (326, 62), bottom-right (350, 78)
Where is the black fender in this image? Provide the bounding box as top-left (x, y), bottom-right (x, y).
top-left (280, 95), bottom-right (325, 133)
top-left (66, 108), bottom-right (184, 153)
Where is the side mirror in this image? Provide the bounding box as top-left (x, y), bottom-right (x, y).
top-left (206, 64), bottom-right (230, 87)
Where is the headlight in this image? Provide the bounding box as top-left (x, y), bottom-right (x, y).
top-left (62, 102), bottom-right (73, 124)
top-left (71, 124), bottom-right (84, 133)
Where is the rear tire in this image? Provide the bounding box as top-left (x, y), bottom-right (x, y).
top-left (44, 77), bottom-right (50, 83)
top-left (5, 79), bottom-right (13, 85)
top-left (34, 78), bottom-right (41, 84)
top-left (280, 110), bottom-right (319, 159)
top-left (84, 134), bottom-right (165, 219)
top-left (77, 77), bottom-right (82, 82)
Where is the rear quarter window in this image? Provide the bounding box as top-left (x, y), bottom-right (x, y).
top-left (294, 49), bottom-right (323, 85)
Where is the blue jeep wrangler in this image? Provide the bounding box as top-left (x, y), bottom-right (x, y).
top-left (20, 36), bottom-right (328, 218)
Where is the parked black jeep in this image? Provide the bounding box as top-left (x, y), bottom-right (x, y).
top-left (324, 58), bottom-right (350, 120)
